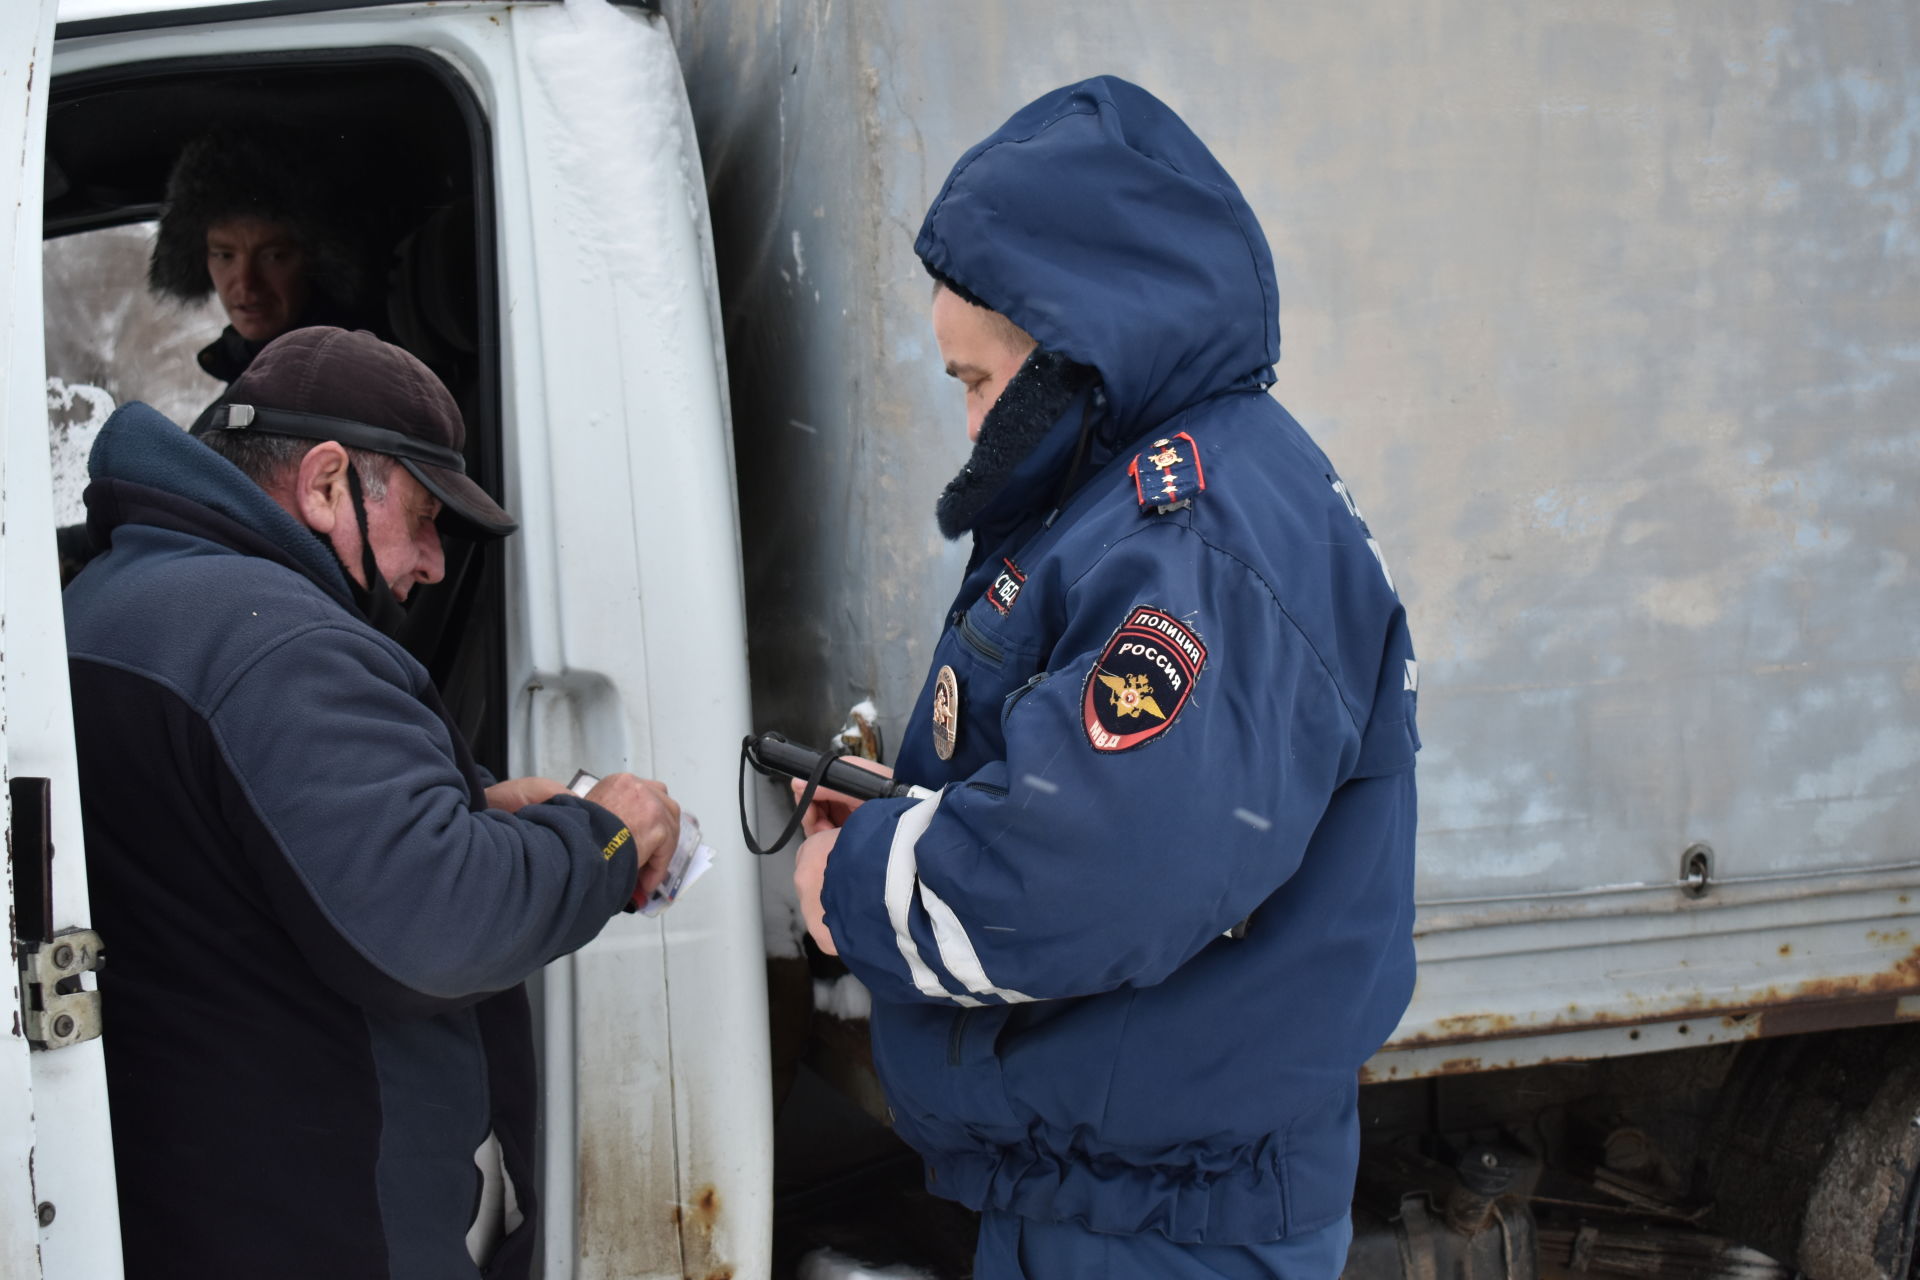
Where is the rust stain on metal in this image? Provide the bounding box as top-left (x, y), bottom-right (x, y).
top-left (693, 1183), bottom-right (720, 1230)
top-left (677, 1181), bottom-right (731, 1280)
top-left (1399, 1010), bottom-right (1521, 1045)
top-left (1361, 1046), bottom-right (1599, 1083)
top-left (1389, 943), bottom-right (1920, 1050)
top-left (1758, 994), bottom-right (1902, 1039)
top-left (574, 1094), bottom-right (680, 1272)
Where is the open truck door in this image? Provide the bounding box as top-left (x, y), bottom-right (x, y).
top-left (28, 1), bottom-right (769, 1273)
top-left (1, 0), bottom-right (125, 1276)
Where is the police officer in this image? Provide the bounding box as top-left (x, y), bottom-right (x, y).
top-left (793, 77), bottom-right (1421, 1280)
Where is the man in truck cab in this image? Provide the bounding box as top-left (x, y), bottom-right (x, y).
top-left (793, 77), bottom-right (1420, 1278)
top-left (63, 326), bottom-right (680, 1279)
top-left (56, 128), bottom-right (384, 588)
top-left (147, 126), bottom-right (382, 433)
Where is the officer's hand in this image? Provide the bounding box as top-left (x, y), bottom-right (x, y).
top-left (585, 774), bottom-right (681, 899)
top-left (794, 827), bottom-right (839, 956)
top-left (792, 756), bottom-right (894, 837)
top-left (485, 776), bottom-right (567, 812)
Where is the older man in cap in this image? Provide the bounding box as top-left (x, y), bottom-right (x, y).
top-left (64, 327), bottom-right (677, 1279)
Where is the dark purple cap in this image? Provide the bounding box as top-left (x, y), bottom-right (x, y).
top-left (223, 327), bottom-right (516, 538)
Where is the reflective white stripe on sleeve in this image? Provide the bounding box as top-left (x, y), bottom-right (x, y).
top-left (919, 881), bottom-right (1034, 1004)
top-left (883, 793), bottom-right (981, 1006)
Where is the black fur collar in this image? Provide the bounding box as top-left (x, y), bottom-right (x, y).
top-left (936, 349), bottom-right (1094, 539)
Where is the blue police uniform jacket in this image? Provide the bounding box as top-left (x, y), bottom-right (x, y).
top-left (819, 77), bottom-right (1420, 1244)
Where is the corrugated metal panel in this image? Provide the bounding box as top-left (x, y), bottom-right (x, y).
top-left (666, 0), bottom-right (1920, 1061)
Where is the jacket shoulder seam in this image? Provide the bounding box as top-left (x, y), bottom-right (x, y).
top-left (67, 652), bottom-right (219, 721)
top-left (203, 618), bottom-right (415, 715)
top-left (1067, 519), bottom-right (1365, 737)
top-left (71, 655), bottom-right (425, 998)
top-left (198, 692), bottom-right (428, 998)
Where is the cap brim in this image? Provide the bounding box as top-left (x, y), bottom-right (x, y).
top-left (401, 459), bottom-right (518, 539)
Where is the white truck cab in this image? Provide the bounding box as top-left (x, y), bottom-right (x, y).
top-left (4, 2), bottom-right (772, 1275)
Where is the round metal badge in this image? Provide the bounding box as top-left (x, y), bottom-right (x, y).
top-left (931, 664), bottom-right (960, 760)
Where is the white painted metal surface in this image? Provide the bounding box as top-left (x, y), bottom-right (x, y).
top-left (1, 2), bottom-right (126, 1276)
top-left (59, 0), bottom-right (303, 21)
top-left (49, 2), bottom-right (771, 1273)
top-left (505, 5), bottom-right (768, 1273)
top-left (0, 7), bottom-right (55, 1272)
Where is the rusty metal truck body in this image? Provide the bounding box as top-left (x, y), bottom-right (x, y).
top-left (667, 2), bottom-right (1920, 1275)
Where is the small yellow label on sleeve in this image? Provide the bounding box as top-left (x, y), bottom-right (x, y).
top-left (602, 827), bottom-right (633, 861)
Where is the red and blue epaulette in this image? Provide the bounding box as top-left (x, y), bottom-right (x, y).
top-left (1128, 431), bottom-right (1206, 515)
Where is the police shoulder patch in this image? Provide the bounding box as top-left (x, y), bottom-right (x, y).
top-left (1082, 606), bottom-right (1207, 752)
top-left (1128, 430), bottom-right (1206, 515)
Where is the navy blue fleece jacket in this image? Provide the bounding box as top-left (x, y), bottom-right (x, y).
top-left (64, 402), bottom-right (637, 1279)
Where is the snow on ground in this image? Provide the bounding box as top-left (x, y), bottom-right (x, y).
top-left (797, 1247), bottom-right (938, 1280)
top-left (48, 377), bottom-right (115, 525)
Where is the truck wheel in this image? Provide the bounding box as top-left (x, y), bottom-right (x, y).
top-left (1701, 1024), bottom-right (1920, 1280)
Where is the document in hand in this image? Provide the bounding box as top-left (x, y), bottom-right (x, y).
top-left (639, 829), bottom-right (715, 917)
top-left (567, 770), bottom-right (716, 915)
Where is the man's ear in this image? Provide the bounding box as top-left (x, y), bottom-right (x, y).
top-left (293, 441), bottom-right (353, 534)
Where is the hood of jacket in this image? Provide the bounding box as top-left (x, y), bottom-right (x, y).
top-left (83, 401), bottom-right (354, 605)
top-left (916, 76), bottom-right (1280, 526)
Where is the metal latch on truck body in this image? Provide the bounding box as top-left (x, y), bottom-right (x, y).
top-left (19, 930), bottom-right (105, 1051)
top-left (1681, 843), bottom-right (1713, 898)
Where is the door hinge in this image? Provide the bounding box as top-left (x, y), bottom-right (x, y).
top-left (19, 929), bottom-right (105, 1051)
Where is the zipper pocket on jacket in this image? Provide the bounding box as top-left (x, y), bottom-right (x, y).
top-left (947, 1007), bottom-right (977, 1066)
top-left (1002, 671), bottom-right (1048, 724)
top-left (955, 610), bottom-right (1004, 666)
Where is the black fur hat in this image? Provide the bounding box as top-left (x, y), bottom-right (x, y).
top-left (147, 127), bottom-right (368, 311)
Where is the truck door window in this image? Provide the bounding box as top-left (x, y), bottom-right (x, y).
top-left (43, 53), bottom-right (506, 774)
top-left (45, 221), bottom-right (226, 531)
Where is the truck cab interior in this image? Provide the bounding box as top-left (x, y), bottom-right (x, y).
top-left (42, 50), bottom-right (507, 771)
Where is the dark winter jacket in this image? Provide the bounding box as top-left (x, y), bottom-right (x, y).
top-left (63, 403), bottom-right (640, 1279)
top-left (820, 77), bottom-right (1420, 1243)
top-left (183, 325), bottom-right (266, 434)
